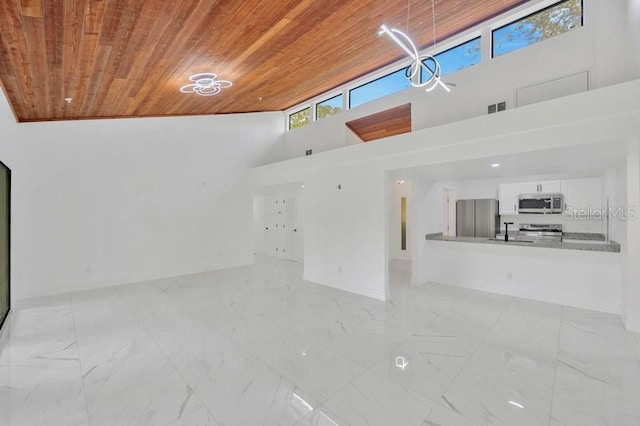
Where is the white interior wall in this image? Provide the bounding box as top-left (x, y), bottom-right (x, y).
top-left (302, 166), bottom-right (387, 300)
top-left (623, 153), bottom-right (640, 330)
top-left (423, 241), bottom-right (621, 314)
top-left (389, 180), bottom-right (412, 261)
top-left (283, 0), bottom-right (634, 159)
top-left (253, 79), bottom-right (640, 329)
top-left (627, 0), bottom-right (640, 78)
top-left (0, 92), bottom-right (285, 301)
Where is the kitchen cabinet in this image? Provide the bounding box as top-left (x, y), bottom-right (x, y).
top-left (517, 182), bottom-right (539, 195)
top-left (498, 183), bottom-right (520, 215)
top-left (519, 180), bottom-right (562, 194)
top-left (562, 177), bottom-right (604, 214)
top-left (538, 180), bottom-right (562, 193)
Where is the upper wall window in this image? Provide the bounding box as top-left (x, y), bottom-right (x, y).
top-left (349, 68), bottom-right (411, 109)
top-left (288, 107), bottom-right (310, 130)
top-left (492, 0), bottom-right (583, 58)
top-left (316, 94), bottom-right (343, 120)
top-left (420, 37), bottom-right (481, 83)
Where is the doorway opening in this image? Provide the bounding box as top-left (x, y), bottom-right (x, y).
top-left (0, 160), bottom-right (10, 332)
top-left (388, 178), bottom-right (412, 287)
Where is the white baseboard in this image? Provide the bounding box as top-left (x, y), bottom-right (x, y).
top-left (303, 273), bottom-right (386, 301)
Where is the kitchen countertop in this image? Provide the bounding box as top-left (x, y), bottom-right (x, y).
top-left (425, 232), bottom-right (621, 253)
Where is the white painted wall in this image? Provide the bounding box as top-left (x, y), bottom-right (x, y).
top-left (252, 79), bottom-right (640, 326)
top-left (389, 180), bottom-right (412, 261)
top-left (622, 153), bottom-right (640, 330)
top-left (627, 0), bottom-right (640, 79)
top-left (0, 91), bottom-right (285, 301)
top-left (283, 0), bottom-right (636, 159)
top-left (302, 166), bottom-right (387, 300)
top-left (423, 241), bottom-right (621, 314)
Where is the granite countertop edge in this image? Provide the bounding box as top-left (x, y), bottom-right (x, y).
top-left (425, 233), bottom-right (621, 253)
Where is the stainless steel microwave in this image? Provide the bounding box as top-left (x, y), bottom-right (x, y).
top-left (518, 193), bottom-right (564, 214)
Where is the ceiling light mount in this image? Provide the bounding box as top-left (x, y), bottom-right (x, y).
top-left (180, 73), bottom-right (232, 97)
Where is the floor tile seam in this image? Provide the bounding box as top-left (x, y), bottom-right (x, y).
top-left (275, 339), bottom-right (388, 410)
top-left (344, 336), bottom-right (435, 404)
top-left (318, 363), bottom-right (438, 426)
top-left (432, 302), bottom-right (512, 418)
top-left (423, 400), bottom-right (484, 425)
top-left (142, 322), bottom-right (225, 426)
top-left (323, 330), bottom-right (410, 371)
top-left (69, 295), bottom-right (93, 426)
top-left (237, 331), bottom-right (328, 369)
top-left (548, 305), bottom-right (565, 426)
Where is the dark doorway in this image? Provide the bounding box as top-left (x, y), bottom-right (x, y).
top-left (0, 161), bottom-right (9, 331)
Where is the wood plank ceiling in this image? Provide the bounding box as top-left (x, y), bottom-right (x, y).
top-left (0, 0), bottom-right (528, 122)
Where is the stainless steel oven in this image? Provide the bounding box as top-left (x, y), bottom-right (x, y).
top-left (518, 193), bottom-right (564, 214)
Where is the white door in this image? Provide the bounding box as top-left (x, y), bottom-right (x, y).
top-left (253, 196), bottom-right (267, 254)
top-left (283, 194), bottom-right (302, 261)
top-left (264, 192), bottom-right (303, 261)
top-left (265, 195), bottom-right (280, 257)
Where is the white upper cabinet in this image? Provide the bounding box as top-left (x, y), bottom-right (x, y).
top-left (517, 182), bottom-right (539, 195)
top-left (499, 177), bottom-right (601, 216)
top-left (515, 180), bottom-right (562, 195)
top-left (562, 177), bottom-right (604, 214)
top-left (498, 183), bottom-right (521, 215)
top-left (538, 180), bottom-right (562, 193)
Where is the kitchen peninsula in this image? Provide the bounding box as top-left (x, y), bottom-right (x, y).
top-left (425, 232), bottom-right (621, 253)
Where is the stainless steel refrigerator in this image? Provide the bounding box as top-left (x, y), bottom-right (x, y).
top-left (456, 199), bottom-right (499, 238)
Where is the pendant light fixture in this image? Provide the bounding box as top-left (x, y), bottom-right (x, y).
top-left (379, 0), bottom-right (450, 93)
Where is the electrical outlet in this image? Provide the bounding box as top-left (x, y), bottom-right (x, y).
top-left (506, 271), bottom-right (513, 280)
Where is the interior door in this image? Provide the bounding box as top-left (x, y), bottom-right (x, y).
top-left (265, 195), bottom-right (279, 257)
top-left (0, 161), bottom-right (10, 330)
top-left (284, 194), bottom-right (300, 261)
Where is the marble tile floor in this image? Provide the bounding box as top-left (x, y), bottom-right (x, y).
top-left (1, 256), bottom-right (639, 425)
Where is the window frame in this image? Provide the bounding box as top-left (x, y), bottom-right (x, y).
top-left (315, 93), bottom-right (344, 121)
top-left (420, 36), bottom-right (482, 84)
top-left (348, 67), bottom-right (412, 109)
top-left (491, 0), bottom-right (583, 59)
top-left (287, 106), bottom-right (311, 131)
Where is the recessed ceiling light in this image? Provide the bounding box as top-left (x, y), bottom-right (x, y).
top-left (491, 163), bottom-right (501, 168)
top-left (180, 73), bottom-right (232, 96)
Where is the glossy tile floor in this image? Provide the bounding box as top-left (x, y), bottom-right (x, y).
top-left (1, 256), bottom-right (639, 425)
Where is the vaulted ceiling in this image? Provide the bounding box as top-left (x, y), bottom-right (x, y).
top-left (0, 0), bottom-right (527, 122)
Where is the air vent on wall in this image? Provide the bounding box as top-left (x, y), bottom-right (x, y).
top-left (488, 102), bottom-right (506, 114)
